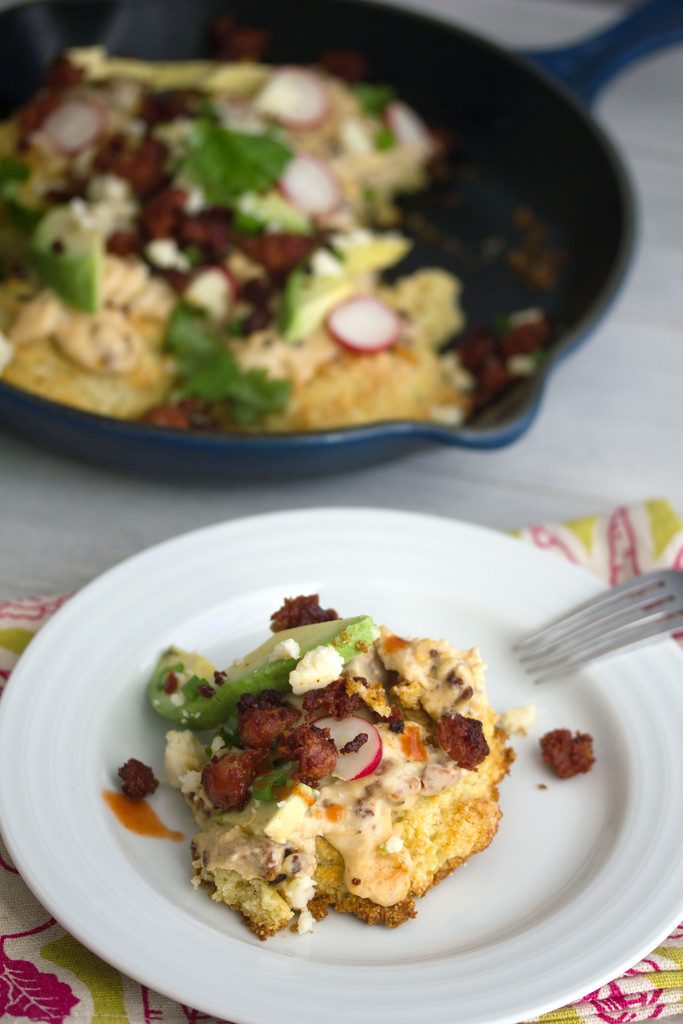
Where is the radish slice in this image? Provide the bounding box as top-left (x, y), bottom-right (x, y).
top-left (256, 67), bottom-right (330, 129)
top-left (385, 101), bottom-right (433, 150)
top-left (326, 296), bottom-right (402, 353)
top-left (42, 100), bottom-right (105, 154)
top-left (279, 154), bottom-right (342, 217)
top-left (314, 716), bottom-right (383, 782)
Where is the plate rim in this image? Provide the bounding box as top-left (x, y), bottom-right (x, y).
top-left (1, 507), bottom-right (682, 1024)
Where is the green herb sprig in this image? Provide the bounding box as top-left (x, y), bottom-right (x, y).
top-left (182, 121), bottom-right (293, 204)
top-left (165, 304), bottom-right (290, 426)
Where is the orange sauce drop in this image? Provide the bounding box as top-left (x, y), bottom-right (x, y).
top-left (273, 783), bottom-right (317, 807)
top-left (384, 634), bottom-right (410, 653)
top-left (324, 803), bottom-right (345, 823)
top-left (401, 725), bottom-right (428, 763)
top-left (102, 790), bottom-right (184, 841)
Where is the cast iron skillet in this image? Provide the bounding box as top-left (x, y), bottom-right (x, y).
top-left (0, 0), bottom-right (680, 477)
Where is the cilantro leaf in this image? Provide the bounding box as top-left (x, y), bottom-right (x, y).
top-left (0, 157), bottom-right (42, 231)
top-left (182, 121), bottom-right (293, 203)
top-left (352, 83), bottom-right (395, 116)
top-left (494, 313), bottom-right (511, 335)
top-left (165, 302), bottom-right (291, 425)
top-left (0, 157), bottom-right (29, 185)
top-left (180, 674), bottom-right (210, 700)
top-left (374, 126), bottom-right (396, 151)
top-left (165, 303), bottom-right (222, 373)
top-left (232, 208), bottom-right (265, 235)
top-left (179, 350), bottom-right (290, 425)
top-left (252, 766), bottom-right (295, 802)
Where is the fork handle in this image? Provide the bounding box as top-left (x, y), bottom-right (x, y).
top-left (521, 0), bottom-right (683, 106)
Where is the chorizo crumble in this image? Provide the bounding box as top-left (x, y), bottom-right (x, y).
top-left (540, 728), bottom-right (595, 779)
top-left (143, 593), bottom-right (514, 938)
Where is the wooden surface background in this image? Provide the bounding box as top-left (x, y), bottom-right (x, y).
top-left (1, 0), bottom-right (682, 598)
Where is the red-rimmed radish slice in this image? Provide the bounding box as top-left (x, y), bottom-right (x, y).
top-left (279, 154), bottom-right (342, 217)
top-left (326, 296), bottom-right (402, 353)
top-left (256, 67), bottom-right (330, 129)
top-left (385, 101), bottom-right (433, 150)
top-left (42, 100), bottom-right (105, 154)
top-left (184, 265), bottom-right (239, 320)
top-left (313, 716), bottom-right (383, 782)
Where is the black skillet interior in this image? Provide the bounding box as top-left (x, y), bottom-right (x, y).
top-left (0, 0), bottom-right (631, 438)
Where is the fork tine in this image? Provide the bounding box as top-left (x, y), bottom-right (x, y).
top-left (517, 591), bottom-right (676, 663)
top-left (526, 608), bottom-right (683, 680)
top-left (513, 573), bottom-right (669, 652)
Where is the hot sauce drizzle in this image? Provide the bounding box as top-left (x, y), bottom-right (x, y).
top-left (102, 790), bottom-right (184, 841)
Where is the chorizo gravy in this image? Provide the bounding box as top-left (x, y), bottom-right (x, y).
top-left (0, 16), bottom-right (552, 433)
top-left (143, 594), bottom-right (514, 938)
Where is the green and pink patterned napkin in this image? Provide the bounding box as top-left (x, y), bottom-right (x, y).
top-left (1, 499), bottom-right (682, 1024)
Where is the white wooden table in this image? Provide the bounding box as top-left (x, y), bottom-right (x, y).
top-left (1, 0), bottom-right (682, 599)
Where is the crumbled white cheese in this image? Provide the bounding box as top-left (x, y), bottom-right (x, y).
top-left (276, 800), bottom-right (286, 809)
top-left (179, 769), bottom-right (202, 796)
top-left (499, 704), bottom-right (537, 736)
top-left (270, 638), bottom-right (301, 662)
top-left (255, 74), bottom-right (307, 121)
top-left (429, 404), bottom-right (465, 427)
top-left (0, 330), bottom-right (14, 373)
top-left (381, 835), bottom-right (404, 854)
top-left (87, 174), bottom-right (131, 204)
top-left (125, 118), bottom-right (147, 140)
top-left (145, 238), bottom-right (191, 271)
top-left (69, 197), bottom-right (97, 231)
top-left (69, 188), bottom-right (137, 237)
top-left (440, 351), bottom-right (476, 393)
top-left (210, 735), bottom-right (224, 755)
top-left (169, 691), bottom-right (186, 707)
top-left (184, 267), bottom-right (232, 321)
top-left (340, 117), bottom-right (373, 155)
top-left (297, 907), bottom-right (315, 934)
top-left (508, 354), bottom-right (536, 377)
top-left (283, 874), bottom-right (316, 910)
top-left (508, 307), bottom-right (544, 328)
top-left (184, 187), bottom-right (206, 214)
top-left (164, 729), bottom-right (206, 788)
top-left (310, 248), bottom-right (345, 278)
top-left (288, 644), bottom-right (345, 695)
top-left (152, 117), bottom-right (193, 151)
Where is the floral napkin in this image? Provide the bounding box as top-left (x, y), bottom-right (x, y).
top-left (1, 499), bottom-right (682, 1024)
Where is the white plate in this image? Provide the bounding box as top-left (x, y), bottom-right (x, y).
top-left (1, 509), bottom-right (683, 1024)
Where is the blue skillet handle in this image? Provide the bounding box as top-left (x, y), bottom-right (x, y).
top-left (521, 0), bottom-right (683, 106)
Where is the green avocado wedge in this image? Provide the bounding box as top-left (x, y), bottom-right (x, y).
top-left (147, 614), bottom-right (379, 730)
top-left (30, 205), bottom-right (103, 313)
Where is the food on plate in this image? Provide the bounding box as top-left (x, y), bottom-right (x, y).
top-left (145, 593), bottom-right (514, 938)
top-left (0, 23), bottom-right (554, 433)
top-left (540, 728), bottom-right (595, 778)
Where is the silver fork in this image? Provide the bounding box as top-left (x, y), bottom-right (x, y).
top-left (515, 569), bottom-right (683, 680)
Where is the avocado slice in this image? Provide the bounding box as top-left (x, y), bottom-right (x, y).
top-left (235, 191), bottom-right (312, 235)
top-left (213, 783), bottom-right (316, 839)
top-left (30, 205), bottom-right (103, 313)
top-left (280, 268), bottom-right (354, 344)
top-left (66, 47), bottom-right (268, 96)
top-left (339, 232), bottom-right (411, 276)
top-left (147, 614), bottom-right (379, 730)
